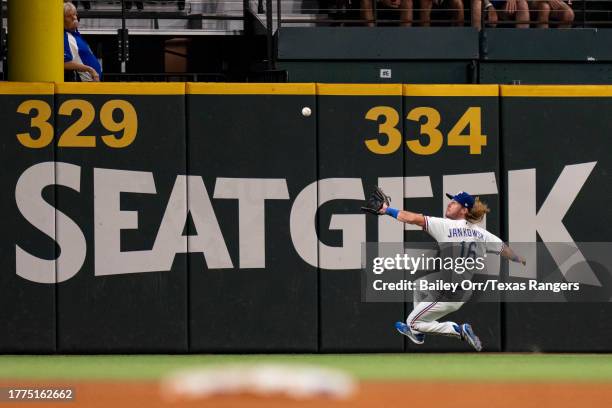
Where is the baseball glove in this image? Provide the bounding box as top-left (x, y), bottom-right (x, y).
top-left (361, 186), bottom-right (390, 215)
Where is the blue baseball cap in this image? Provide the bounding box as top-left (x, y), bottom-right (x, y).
top-left (446, 191), bottom-right (475, 209)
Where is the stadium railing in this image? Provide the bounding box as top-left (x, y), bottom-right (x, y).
top-left (3, 0), bottom-right (612, 81)
top-left (272, 0), bottom-right (612, 28)
top-left (0, 0), bottom-right (6, 80)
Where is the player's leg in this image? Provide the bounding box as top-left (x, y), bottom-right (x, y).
top-left (394, 290), bottom-right (427, 344)
top-left (407, 300), bottom-right (483, 351)
top-left (396, 299), bottom-right (454, 344)
top-left (408, 301), bottom-right (464, 337)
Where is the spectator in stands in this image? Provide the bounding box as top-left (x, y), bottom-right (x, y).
top-left (64, 2), bottom-right (102, 81)
top-left (361, 0), bottom-right (413, 26)
top-left (531, 0), bottom-right (574, 27)
top-left (471, 0), bottom-right (529, 29)
top-left (420, 0), bottom-right (464, 26)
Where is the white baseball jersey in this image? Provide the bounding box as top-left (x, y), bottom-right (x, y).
top-left (424, 216), bottom-right (504, 256)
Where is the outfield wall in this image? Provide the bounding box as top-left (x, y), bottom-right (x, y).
top-left (0, 82), bottom-right (610, 353)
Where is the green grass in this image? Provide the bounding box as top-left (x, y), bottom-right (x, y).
top-left (1, 354), bottom-right (612, 382)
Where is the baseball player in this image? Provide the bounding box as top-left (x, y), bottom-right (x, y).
top-left (362, 187), bottom-right (526, 351)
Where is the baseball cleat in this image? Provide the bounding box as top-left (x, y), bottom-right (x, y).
top-left (461, 323), bottom-right (482, 351)
top-left (395, 321), bottom-right (425, 345)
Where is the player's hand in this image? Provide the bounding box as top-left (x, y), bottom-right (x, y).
top-left (379, 202), bottom-right (389, 215)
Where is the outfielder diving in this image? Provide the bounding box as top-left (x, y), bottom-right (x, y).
top-left (362, 187), bottom-right (526, 351)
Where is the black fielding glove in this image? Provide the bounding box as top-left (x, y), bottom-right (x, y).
top-left (361, 186), bottom-right (391, 216)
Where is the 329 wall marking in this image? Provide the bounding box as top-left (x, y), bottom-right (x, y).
top-left (16, 99), bottom-right (138, 148)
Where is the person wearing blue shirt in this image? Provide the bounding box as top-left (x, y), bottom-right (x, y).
top-left (64, 2), bottom-right (101, 81)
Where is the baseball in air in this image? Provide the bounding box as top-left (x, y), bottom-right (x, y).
top-left (301, 107), bottom-right (312, 117)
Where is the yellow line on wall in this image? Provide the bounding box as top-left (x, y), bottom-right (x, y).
top-left (7, 83), bottom-right (612, 98)
top-left (187, 83), bottom-right (316, 95)
top-left (404, 84), bottom-right (499, 97)
top-left (0, 83), bottom-right (55, 95)
top-left (316, 84), bottom-right (402, 96)
top-left (55, 83), bottom-right (186, 95)
top-left (501, 85), bottom-right (612, 97)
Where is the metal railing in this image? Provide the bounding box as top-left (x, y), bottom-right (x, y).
top-left (0, 0), bottom-right (283, 81)
top-left (245, 0), bottom-right (612, 73)
top-left (102, 72), bottom-right (226, 81)
top-left (71, 0), bottom-right (250, 72)
top-left (0, 0), bottom-right (6, 79)
top-left (72, 1), bottom-right (246, 33)
top-left (270, 0), bottom-right (612, 28)
top-left (4, 0), bottom-right (612, 81)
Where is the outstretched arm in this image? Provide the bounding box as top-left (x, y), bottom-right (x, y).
top-left (500, 244), bottom-right (526, 265)
top-left (379, 202), bottom-right (426, 227)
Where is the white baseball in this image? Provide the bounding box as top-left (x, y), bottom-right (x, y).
top-left (301, 107), bottom-right (312, 117)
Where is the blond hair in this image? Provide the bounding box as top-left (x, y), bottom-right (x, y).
top-left (64, 2), bottom-right (76, 15)
top-left (466, 197), bottom-right (490, 224)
